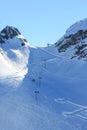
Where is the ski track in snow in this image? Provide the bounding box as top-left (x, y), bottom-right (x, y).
top-left (28, 46), bottom-right (87, 129)
top-left (30, 47), bottom-right (87, 81)
top-left (0, 34), bottom-right (87, 129)
top-left (55, 98), bottom-right (87, 120)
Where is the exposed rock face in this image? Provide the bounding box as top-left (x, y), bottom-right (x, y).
top-left (56, 29), bottom-right (87, 60)
top-left (1, 26), bottom-right (21, 39)
top-left (0, 26), bottom-right (28, 46)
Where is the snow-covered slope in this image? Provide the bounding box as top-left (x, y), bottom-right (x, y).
top-left (56, 18), bottom-right (87, 60)
top-left (0, 19), bottom-right (87, 130)
top-left (26, 45), bottom-right (87, 130)
top-left (66, 18), bottom-right (87, 36)
top-left (0, 26), bottom-right (29, 86)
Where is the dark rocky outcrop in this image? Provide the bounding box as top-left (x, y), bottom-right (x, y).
top-left (56, 29), bottom-right (87, 60)
top-left (1, 26), bottom-right (21, 40)
top-left (0, 26), bottom-right (28, 46)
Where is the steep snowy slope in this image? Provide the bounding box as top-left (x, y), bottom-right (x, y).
top-left (0, 27), bottom-right (77, 130)
top-left (26, 18), bottom-right (87, 130)
top-left (0, 19), bottom-right (87, 130)
top-left (66, 18), bottom-right (87, 36)
top-left (0, 26), bottom-right (29, 86)
top-left (56, 18), bottom-right (87, 60)
top-left (23, 45), bottom-right (87, 130)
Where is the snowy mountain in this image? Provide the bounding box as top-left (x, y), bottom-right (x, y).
top-left (0, 26), bottom-right (29, 86)
top-left (56, 18), bottom-right (87, 60)
top-left (0, 19), bottom-right (87, 130)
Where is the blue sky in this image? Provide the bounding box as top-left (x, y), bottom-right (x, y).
top-left (0, 0), bottom-right (87, 46)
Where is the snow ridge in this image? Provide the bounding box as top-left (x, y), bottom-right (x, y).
top-left (66, 18), bottom-right (87, 36)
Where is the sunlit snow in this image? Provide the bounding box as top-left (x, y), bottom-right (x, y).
top-left (0, 23), bottom-right (87, 130)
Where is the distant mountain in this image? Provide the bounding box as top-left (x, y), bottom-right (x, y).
top-left (55, 18), bottom-right (87, 60)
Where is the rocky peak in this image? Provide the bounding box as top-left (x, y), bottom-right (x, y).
top-left (0, 26), bottom-right (28, 47)
top-left (0, 26), bottom-right (21, 39)
top-left (55, 18), bottom-right (87, 60)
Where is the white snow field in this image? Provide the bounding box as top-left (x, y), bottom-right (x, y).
top-left (0, 22), bottom-right (87, 130)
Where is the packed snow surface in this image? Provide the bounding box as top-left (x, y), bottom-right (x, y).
top-left (0, 22), bottom-right (87, 129)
